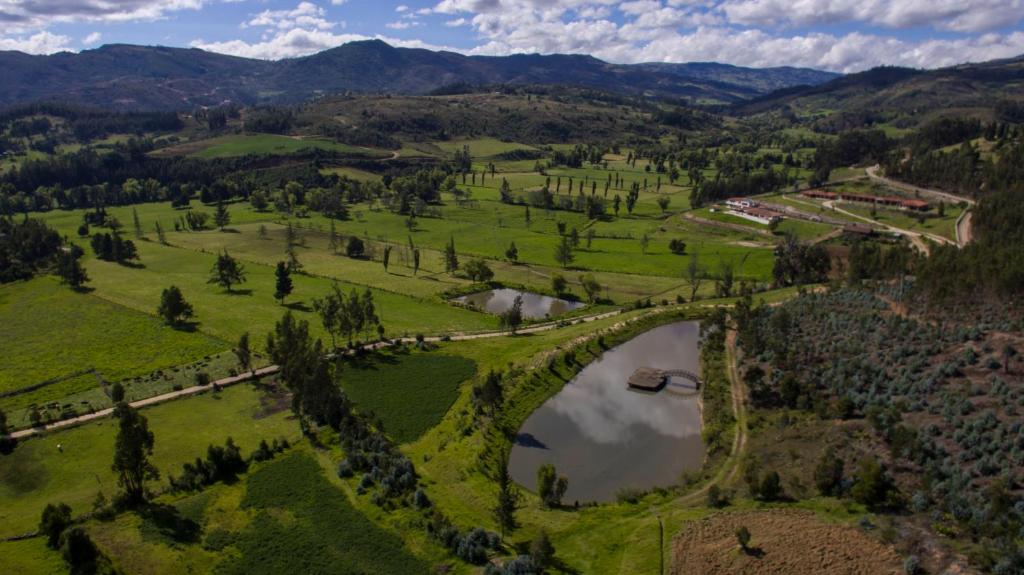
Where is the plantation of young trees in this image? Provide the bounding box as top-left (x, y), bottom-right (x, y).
top-left (735, 289), bottom-right (1024, 570)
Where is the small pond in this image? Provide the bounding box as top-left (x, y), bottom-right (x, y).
top-left (454, 288), bottom-right (584, 319)
top-left (508, 321), bottom-right (704, 503)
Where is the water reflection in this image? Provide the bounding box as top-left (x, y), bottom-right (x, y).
top-left (508, 321), bottom-right (704, 503)
top-left (454, 288), bottom-right (584, 319)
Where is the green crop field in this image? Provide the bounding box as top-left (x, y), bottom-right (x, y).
top-left (0, 382), bottom-right (301, 538)
top-left (433, 137), bottom-right (538, 157)
top-left (38, 207), bottom-right (498, 344)
top-left (81, 449), bottom-right (431, 574)
top-left (0, 277), bottom-right (227, 412)
top-left (341, 350), bottom-right (477, 443)
top-left (227, 451), bottom-right (430, 574)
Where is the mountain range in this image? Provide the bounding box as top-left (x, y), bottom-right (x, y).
top-left (0, 40), bottom-right (840, 111)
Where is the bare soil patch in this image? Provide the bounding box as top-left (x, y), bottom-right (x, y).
top-left (671, 509), bottom-right (901, 575)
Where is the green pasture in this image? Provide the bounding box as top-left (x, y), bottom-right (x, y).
top-left (0, 382), bottom-right (301, 538)
top-left (433, 137), bottom-right (538, 157)
top-left (153, 133), bottom-right (391, 159)
top-left (0, 277), bottom-right (226, 413)
top-left (841, 203), bottom-right (963, 241)
top-left (76, 449), bottom-right (430, 574)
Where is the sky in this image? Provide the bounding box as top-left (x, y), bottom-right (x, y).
top-left (1, 0), bottom-right (1023, 72)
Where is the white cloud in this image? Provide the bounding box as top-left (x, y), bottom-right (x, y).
top-left (82, 32), bottom-right (102, 45)
top-left (0, 0), bottom-right (206, 35)
top-left (0, 31), bottom-right (73, 54)
top-left (243, 2), bottom-right (339, 31)
top-left (386, 20), bottom-right (421, 29)
top-left (396, 4), bottom-right (409, 11)
top-left (720, 0), bottom-right (1024, 33)
top-left (445, 17), bottom-right (469, 26)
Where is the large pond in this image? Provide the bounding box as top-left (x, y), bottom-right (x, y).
top-left (454, 288), bottom-right (584, 319)
top-left (508, 321), bottom-right (705, 503)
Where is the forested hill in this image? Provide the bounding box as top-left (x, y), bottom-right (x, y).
top-left (735, 56), bottom-right (1024, 129)
top-left (0, 40), bottom-right (837, 111)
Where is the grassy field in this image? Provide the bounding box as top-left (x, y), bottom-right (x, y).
top-left (841, 203), bottom-right (963, 241)
top-left (342, 350), bottom-right (477, 444)
top-left (38, 206), bottom-right (498, 344)
top-left (152, 133), bottom-right (391, 159)
top-left (0, 537), bottom-right (67, 573)
top-left (81, 449), bottom-right (431, 574)
top-left (0, 277), bottom-right (227, 413)
top-left (433, 137), bottom-right (538, 158)
top-left (0, 382), bottom-right (300, 538)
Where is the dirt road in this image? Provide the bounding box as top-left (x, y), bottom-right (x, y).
top-left (9, 309), bottom-right (623, 439)
top-left (823, 200), bottom-right (949, 255)
top-left (866, 165), bottom-right (975, 206)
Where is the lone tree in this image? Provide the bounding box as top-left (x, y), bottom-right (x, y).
top-left (112, 402), bottom-right (159, 505)
top-left (554, 236), bottom-right (574, 268)
top-left (56, 248), bottom-right (89, 289)
top-left (551, 273), bottom-right (568, 295)
top-left (274, 261), bottom-right (293, 304)
top-left (443, 235), bottom-right (459, 274)
top-left (213, 202), bottom-right (230, 230)
top-left (0, 407), bottom-right (14, 453)
top-left (814, 447), bottom-right (845, 496)
top-left (208, 250), bottom-right (246, 292)
top-left (382, 245), bottom-right (392, 273)
top-left (465, 259), bottom-right (494, 282)
top-left (40, 502), bottom-right (73, 548)
top-left (687, 254), bottom-right (704, 302)
top-left (530, 529), bottom-right (555, 571)
top-left (499, 295), bottom-right (524, 334)
top-left (346, 236), bottom-right (365, 258)
top-left (158, 286), bottom-right (193, 326)
top-left (61, 527), bottom-right (101, 575)
top-left (235, 332), bottom-right (252, 375)
top-left (736, 526), bottom-right (751, 553)
top-left (493, 454), bottom-right (520, 538)
top-left (657, 195), bottom-right (670, 212)
top-left (412, 249), bottom-right (421, 276)
top-left (505, 241), bottom-right (519, 262)
top-left (536, 463), bottom-right (568, 507)
top-left (579, 274), bottom-right (601, 302)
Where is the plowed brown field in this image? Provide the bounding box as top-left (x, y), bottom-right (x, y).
top-left (671, 509), bottom-right (902, 575)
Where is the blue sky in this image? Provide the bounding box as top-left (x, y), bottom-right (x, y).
top-left (2, 0), bottom-right (1023, 72)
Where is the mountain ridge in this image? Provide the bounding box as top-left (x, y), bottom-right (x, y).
top-left (0, 39), bottom-right (839, 110)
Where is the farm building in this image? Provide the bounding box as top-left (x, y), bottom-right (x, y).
top-left (802, 190), bottom-right (837, 200)
top-left (725, 197), bottom-right (757, 209)
top-left (843, 223), bottom-right (876, 236)
top-left (728, 206), bottom-right (784, 225)
top-left (839, 193), bottom-right (930, 211)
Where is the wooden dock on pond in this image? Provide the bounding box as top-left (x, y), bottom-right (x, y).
top-left (627, 368), bottom-right (701, 394)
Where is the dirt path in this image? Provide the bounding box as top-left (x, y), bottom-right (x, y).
top-left (8, 309), bottom-right (622, 440)
top-left (867, 165), bottom-right (974, 248)
top-left (675, 328), bottom-right (748, 507)
top-left (823, 200), bottom-right (948, 255)
top-left (955, 209), bottom-right (973, 247)
top-left (681, 213), bottom-right (773, 240)
top-left (866, 165), bottom-right (975, 206)
top-left (9, 365), bottom-right (281, 439)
